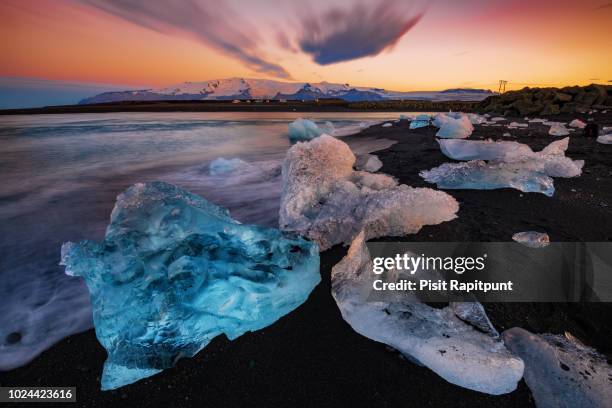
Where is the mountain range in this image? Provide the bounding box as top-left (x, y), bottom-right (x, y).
top-left (79, 78), bottom-right (494, 104)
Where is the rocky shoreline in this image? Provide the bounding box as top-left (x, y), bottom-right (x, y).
top-left (478, 84), bottom-right (612, 116)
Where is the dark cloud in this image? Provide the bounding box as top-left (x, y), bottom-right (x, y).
top-left (594, 2), bottom-right (612, 10)
top-left (80, 0), bottom-right (291, 78)
top-left (297, 1), bottom-right (425, 65)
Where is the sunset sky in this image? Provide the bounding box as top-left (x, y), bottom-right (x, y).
top-left (1, 0), bottom-right (611, 107)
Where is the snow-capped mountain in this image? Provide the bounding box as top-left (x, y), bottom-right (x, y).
top-left (79, 78), bottom-right (493, 104)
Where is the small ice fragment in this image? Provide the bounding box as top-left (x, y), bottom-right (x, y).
top-left (568, 119), bottom-right (586, 129)
top-left (409, 120), bottom-right (429, 129)
top-left (508, 122), bottom-right (528, 128)
top-left (288, 118), bottom-right (324, 142)
top-left (416, 114), bottom-right (431, 121)
top-left (529, 118), bottom-right (547, 123)
top-left (382, 122), bottom-right (392, 128)
top-left (491, 117), bottom-right (506, 122)
top-left (512, 231), bottom-right (550, 248)
top-left (209, 157), bottom-right (249, 175)
top-left (596, 134), bottom-right (612, 144)
top-left (549, 123), bottom-right (570, 137)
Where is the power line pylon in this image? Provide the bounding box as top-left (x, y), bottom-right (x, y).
top-left (498, 80), bottom-right (508, 93)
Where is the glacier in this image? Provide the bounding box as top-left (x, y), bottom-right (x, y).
top-left (331, 232), bottom-right (524, 395)
top-left (503, 328), bottom-right (612, 408)
top-left (60, 181), bottom-right (320, 390)
top-left (288, 118), bottom-right (325, 142)
top-left (279, 135), bottom-right (458, 250)
top-left (423, 138), bottom-right (584, 196)
top-left (512, 231), bottom-right (550, 248)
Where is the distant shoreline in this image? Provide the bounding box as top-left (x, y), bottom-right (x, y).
top-left (0, 99), bottom-right (479, 115)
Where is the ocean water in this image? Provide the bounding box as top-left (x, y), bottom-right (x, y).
top-left (0, 111), bottom-right (407, 370)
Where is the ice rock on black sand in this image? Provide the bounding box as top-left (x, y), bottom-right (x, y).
top-left (331, 232), bottom-right (524, 395)
top-left (503, 327), bottom-right (612, 408)
top-left (279, 135), bottom-right (459, 250)
top-left (60, 182), bottom-right (320, 390)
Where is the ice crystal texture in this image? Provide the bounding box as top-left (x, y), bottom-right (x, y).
top-left (279, 135), bottom-right (458, 250)
top-left (61, 182), bottom-right (320, 390)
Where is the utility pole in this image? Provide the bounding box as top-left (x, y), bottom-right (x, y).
top-left (498, 80), bottom-right (508, 93)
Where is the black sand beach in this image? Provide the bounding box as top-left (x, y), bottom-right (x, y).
top-left (1, 112), bottom-right (611, 407)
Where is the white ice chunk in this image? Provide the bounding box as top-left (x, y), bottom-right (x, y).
top-left (503, 328), bottom-right (612, 408)
top-left (549, 123), bottom-right (570, 137)
top-left (508, 122), bottom-right (528, 128)
top-left (568, 119), bottom-right (586, 129)
top-left (382, 122), bottom-right (392, 128)
top-left (431, 137), bottom-right (584, 194)
top-left (288, 118), bottom-right (324, 142)
top-left (439, 137), bottom-right (582, 173)
top-left (331, 232), bottom-right (524, 395)
top-left (597, 134), bottom-right (612, 144)
top-left (435, 115), bottom-right (474, 139)
top-left (432, 113), bottom-right (452, 128)
top-left (279, 135), bottom-right (458, 250)
top-left (491, 117), bottom-right (506, 122)
top-left (420, 160), bottom-right (556, 196)
top-left (529, 118), bottom-right (547, 123)
top-left (512, 231), bottom-right (550, 248)
top-left (438, 138), bottom-right (535, 162)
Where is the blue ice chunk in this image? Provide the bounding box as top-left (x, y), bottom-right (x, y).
top-left (420, 160), bottom-right (555, 196)
top-left (288, 118), bottom-right (324, 142)
top-left (409, 120), bottom-right (429, 129)
top-left (60, 182), bottom-right (320, 390)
